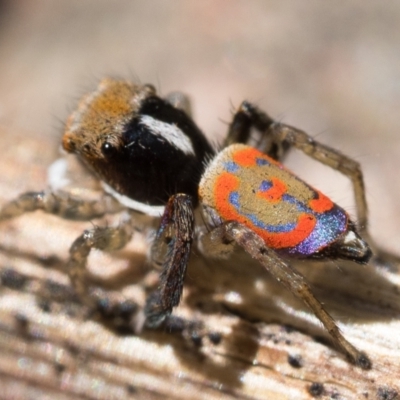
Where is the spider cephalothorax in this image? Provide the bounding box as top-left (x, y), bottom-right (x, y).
top-left (0, 78), bottom-right (373, 369)
top-left (63, 78), bottom-right (214, 210)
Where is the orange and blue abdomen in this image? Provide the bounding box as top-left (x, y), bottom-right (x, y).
top-left (199, 144), bottom-right (349, 257)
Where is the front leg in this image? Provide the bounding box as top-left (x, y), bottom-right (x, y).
top-left (0, 190), bottom-right (123, 222)
top-left (213, 221), bottom-right (371, 369)
top-left (67, 212), bottom-right (135, 308)
top-left (144, 194), bottom-right (195, 328)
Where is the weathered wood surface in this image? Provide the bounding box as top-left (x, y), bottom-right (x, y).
top-left (1, 126), bottom-right (400, 400)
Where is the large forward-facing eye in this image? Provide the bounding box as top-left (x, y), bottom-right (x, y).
top-left (101, 142), bottom-right (117, 157)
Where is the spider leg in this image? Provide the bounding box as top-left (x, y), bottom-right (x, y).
top-left (197, 221), bottom-right (237, 260)
top-left (270, 122), bottom-right (368, 233)
top-left (213, 220), bottom-right (371, 369)
top-left (0, 190), bottom-right (123, 222)
top-left (224, 101), bottom-right (290, 161)
top-left (67, 211), bottom-right (135, 304)
top-left (144, 194), bottom-right (195, 328)
top-left (225, 101), bottom-right (368, 233)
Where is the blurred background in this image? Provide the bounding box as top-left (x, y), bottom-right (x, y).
top-left (0, 0), bottom-right (399, 253)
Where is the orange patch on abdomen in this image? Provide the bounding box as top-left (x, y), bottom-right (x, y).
top-left (232, 147), bottom-right (279, 167)
top-left (213, 172), bottom-right (316, 250)
top-left (255, 213), bottom-right (316, 249)
top-left (309, 190), bottom-right (333, 213)
top-left (257, 178), bottom-right (287, 202)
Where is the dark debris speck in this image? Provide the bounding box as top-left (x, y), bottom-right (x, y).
top-left (96, 297), bottom-right (112, 316)
top-left (282, 325), bottom-right (296, 333)
top-left (38, 254), bottom-right (61, 267)
top-left (54, 362), bottom-right (66, 374)
top-left (191, 331), bottom-right (203, 347)
top-left (331, 389), bottom-right (340, 399)
top-left (116, 300), bottom-right (138, 320)
top-left (14, 313), bottom-right (29, 332)
top-left (208, 331), bottom-right (222, 345)
top-left (44, 279), bottom-right (76, 301)
top-left (97, 297), bottom-right (138, 321)
top-left (164, 316), bottom-right (186, 333)
top-left (308, 382), bottom-right (324, 397)
top-left (377, 386), bottom-right (398, 400)
top-left (126, 384), bottom-right (137, 394)
top-left (1, 268), bottom-right (27, 289)
top-left (287, 354), bottom-right (303, 368)
top-left (37, 298), bottom-right (52, 313)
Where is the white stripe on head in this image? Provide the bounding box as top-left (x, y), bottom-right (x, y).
top-left (137, 115), bottom-right (195, 155)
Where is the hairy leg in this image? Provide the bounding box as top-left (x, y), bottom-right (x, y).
top-left (206, 220), bottom-right (371, 369)
top-left (67, 212), bottom-right (135, 307)
top-left (0, 190), bottom-right (123, 222)
top-left (145, 194), bottom-right (195, 328)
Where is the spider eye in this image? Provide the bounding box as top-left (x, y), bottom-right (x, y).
top-left (101, 142), bottom-right (116, 157)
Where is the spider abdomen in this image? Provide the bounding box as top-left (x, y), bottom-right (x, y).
top-left (199, 144), bottom-right (349, 257)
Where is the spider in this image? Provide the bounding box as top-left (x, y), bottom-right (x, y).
top-left (0, 78), bottom-right (373, 369)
